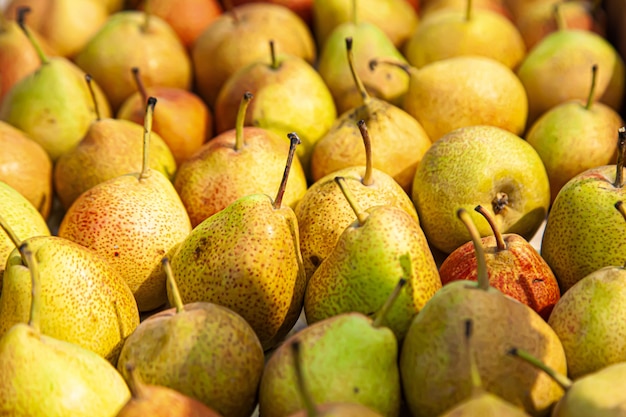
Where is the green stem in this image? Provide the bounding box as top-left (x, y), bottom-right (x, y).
top-left (615, 127), bottom-right (626, 188)
top-left (465, 0), bottom-right (473, 21)
top-left (140, 97), bottom-right (157, 181)
top-left (346, 37), bottom-right (369, 104)
top-left (334, 176), bottom-right (369, 225)
top-left (291, 341), bottom-right (319, 417)
top-left (274, 133), bottom-right (300, 209)
top-left (474, 205), bottom-right (506, 251)
top-left (0, 214), bottom-right (23, 248)
top-left (234, 92), bottom-right (253, 152)
top-left (585, 65), bottom-right (598, 110)
top-left (465, 319), bottom-right (482, 391)
top-left (508, 348), bottom-right (573, 390)
top-left (17, 6), bottom-right (48, 65)
top-left (373, 275), bottom-right (408, 328)
top-left (19, 242), bottom-right (41, 333)
top-left (162, 257), bottom-right (184, 313)
top-left (357, 120), bottom-right (374, 186)
top-left (457, 209), bottom-right (489, 291)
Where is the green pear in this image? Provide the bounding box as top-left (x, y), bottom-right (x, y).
top-left (0, 225), bottom-right (139, 364)
top-left (304, 177), bottom-right (441, 340)
top-left (0, 15), bottom-right (111, 162)
top-left (58, 98), bottom-right (192, 312)
top-left (117, 259), bottom-right (264, 417)
top-left (400, 209), bottom-right (567, 417)
top-left (411, 125), bottom-right (550, 254)
top-left (295, 119), bottom-right (418, 281)
top-left (74, 10), bottom-right (192, 111)
top-left (215, 41), bottom-right (337, 175)
top-left (317, 21), bottom-right (410, 114)
top-left (509, 348), bottom-right (626, 417)
top-left (525, 65), bottom-right (624, 202)
top-left (0, 181), bottom-right (50, 274)
top-left (371, 56), bottom-right (528, 142)
top-left (541, 128), bottom-right (626, 292)
top-left (259, 280), bottom-right (406, 417)
top-left (170, 133), bottom-right (306, 350)
top-left (116, 363), bottom-right (223, 417)
top-left (517, 27), bottom-right (625, 125)
top-left (0, 242), bottom-right (131, 417)
top-left (313, 38), bottom-right (431, 192)
top-left (174, 92), bottom-right (308, 227)
top-left (403, 1), bottom-right (526, 69)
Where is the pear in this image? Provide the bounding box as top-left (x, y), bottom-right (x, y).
top-left (295, 119), bottom-right (418, 280)
top-left (215, 41), bottom-right (337, 175)
top-left (174, 92), bottom-right (307, 227)
top-left (259, 280), bottom-right (406, 417)
top-left (192, 2), bottom-right (316, 108)
top-left (116, 363), bottom-right (223, 417)
top-left (170, 133), bottom-right (306, 350)
top-left (517, 22), bottom-right (625, 125)
top-left (0, 219), bottom-right (139, 364)
top-left (371, 56), bottom-right (528, 142)
top-left (0, 242), bottom-right (131, 417)
top-left (117, 259), bottom-right (264, 417)
top-left (525, 65), bottom-right (624, 202)
top-left (438, 320), bottom-right (532, 417)
top-left (312, 38), bottom-right (431, 192)
top-left (54, 75), bottom-right (177, 210)
top-left (411, 125), bottom-right (550, 254)
top-left (117, 67), bottom-right (212, 166)
top-left (0, 13), bottom-right (111, 162)
top-left (0, 121), bottom-right (52, 218)
top-left (403, 0), bottom-right (526, 70)
top-left (509, 348), bottom-right (626, 416)
top-left (58, 98), bottom-right (192, 312)
top-left (74, 10), bottom-right (192, 111)
top-left (0, 181), bottom-right (50, 275)
top-left (304, 178), bottom-right (441, 340)
top-left (317, 14), bottom-right (411, 114)
top-left (541, 128), bottom-right (626, 293)
top-left (400, 209), bottom-right (567, 417)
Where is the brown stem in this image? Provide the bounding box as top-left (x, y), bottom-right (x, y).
top-left (457, 209), bottom-right (490, 291)
top-left (17, 6), bottom-right (48, 65)
top-left (615, 127), bottom-right (626, 188)
top-left (475, 205), bottom-right (506, 251)
top-left (465, 319), bottom-right (483, 392)
top-left (235, 92), bottom-right (253, 152)
top-left (141, 6), bottom-right (151, 33)
top-left (131, 67), bottom-right (149, 103)
top-left (269, 40), bottom-right (279, 70)
top-left (274, 133), bottom-right (300, 209)
top-left (125, 363), bottom-right (150, 400)
top-left (140, 97), bottom-right (157, 181)
top-left (222, 0), bottom-right (240, 24)
top-left (553, 2), bottom-right (567, 31)
top-left (335, 176), bottom-right (369, 225)
top-left (369, 57), bottom-right (412, 75)
top-left (162, 257), bottom-right (184, 313)
top-left (346, 37), bottom-right (369, 104)
top-left (19, 242), bottom-right (41, 333)
top-left (585, 65), bottom-right (598, 110)
top-left (465, 0), bottom-right (473, 21)
top-left (85, 74), bottom-right (101, 121)
top-left (357, 120), bottom-right (374, 186)
top-left (372, 275), bottom-right (408, 328)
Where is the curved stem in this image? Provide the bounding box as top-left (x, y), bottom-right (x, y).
top-left (357, 120), bottom-right (374, 186)
top-left (162, 257), bottom-right (184, 313)
top-left (474, 205), bottom-right (506, 251)
top-left (369, 57), bottom-right (412, 75)
top-left (235, 92), bottom-right (253, 152)
top-left (585, 65), bottom-right (598, 110)
top-left (85, 74), bottom-right (101, 121)
top-left (19, 242), bottom-right (41, 333)
top-left (17, 6), bottom-right (48, 65)
top-left (334, 176), bottom-right (368, 225)
top-left (140, 97), bottom-right (157, 181)
top-left (0, 214), bottom-right (23, 248)
top-left (274, 133), bottom-right (300, 209)
top-left (615, 127), bottom-right (626, 188)
top-left (372, 270), bottom-right (408, 328)
top-left (457, 209), bottom-right (489, 291)
top-left (508, 348), bottom-right (573, 390)
top-left (125, 363), bottom-right (150, 400)
top-left (346, 37), bottom-right (369, 104)
top-left (291, 341), bottom-right (318, 417)
top-left (131, 67), bottom-right (149, 103)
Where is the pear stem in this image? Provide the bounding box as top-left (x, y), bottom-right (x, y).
top-left (346, 37), bottom-right (369, 104)
top-left (351, 0), bottom-right (358, 24)
top-left (125, 363), bottom-right (150, 400)
top-left (131, 67), bottom-right (149, 104)
top-left (465, 0), bottom-right (473, 21)
top-left (235, 92), bottom-right (253, 152)
top-left (457, 209), bottom-right (490, 291)
top-left (369, 57), bottom-right (412, 75)
top-left (334, 176), bottom-right (369, 225)
top-left (615, 127), bottom-right (626, 188)
top-left (17, 6), bottom-right (48, 65)
top-left (357, 120), bottom-right (374, 186)
top-left (162, 257), bottom-right (184, 313)
top-left (140, 97), bottom-right (157, 181)
top-left (585, 65), bottom-right (598, 110)
top-left (19, 243), bottom-right (41, 333)
top-left (85, 74), bottom-right (101, 121)
top-left (508, 348), bottom-right (573, 390)
top-left (291, 341), bottom-right (318, 417)
top-left (474, 205), bottom-right (506, 251)
top-left (554, 3), bottom-right (567, 31)
top-left (274, 133), bottom-right (300, 209)
top-left (223, 0), bottom-right (240, 24)
top-left (141, 7), bottom-right (151, 33)
top-left (465, 319), bottom-right (483, 392)
top-left (615, 201), bottom-right (626, 268)
top-left (0, 214), bottom-right (23, 248)
top-left (269, 40), bottom-right (279, 70)
top-left (372, 274), bottom-right (408, 328)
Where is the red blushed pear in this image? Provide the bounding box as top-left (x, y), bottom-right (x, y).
top-left (439, 205), bottom-right (560, 320)
top-left (117, 67), bottom-right (212, 165)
